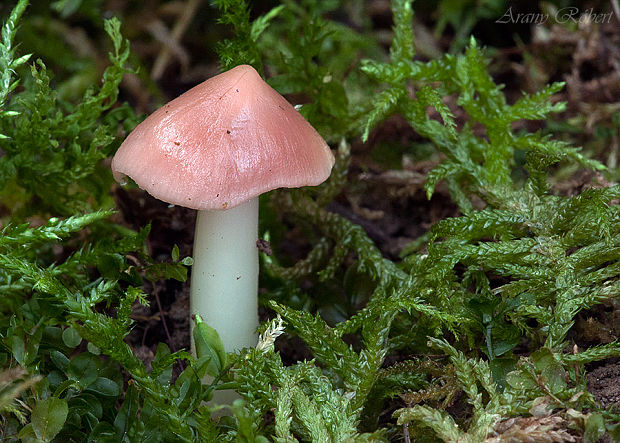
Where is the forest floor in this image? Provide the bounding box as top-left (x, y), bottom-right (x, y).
top-left (108, 2), bottom-right (620, 433)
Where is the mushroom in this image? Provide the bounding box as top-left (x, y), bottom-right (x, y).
top-left (111, 65), bottom-right (334, 354)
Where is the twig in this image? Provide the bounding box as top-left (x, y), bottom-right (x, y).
top-left (151, 0), bottom-right (202, 80)
top-left (154, 288), bottom-right (175, 352)
top-left (153, 288), bottom-right (188, 373)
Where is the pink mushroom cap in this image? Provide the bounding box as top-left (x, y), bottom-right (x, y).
top-left (112, 65), bottom-right (335, 210)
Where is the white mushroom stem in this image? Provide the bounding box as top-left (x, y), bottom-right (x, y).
top-left (190, 197), bottom-right (259, 353)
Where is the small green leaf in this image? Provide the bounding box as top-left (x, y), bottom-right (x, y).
top-left (608, 420), bottom-right (620, 442)
top-left (145, 262), bottom-right (189, 282)
top-left (50, 350), bottom-right (70, 372)
top-left (505, 369), bottom-right (537, 391)
top-left (12, 53), bottom-right (32, 66)
top-left (62, 326), bottom-right (82, 348)
top-left (250, 5), bottom-right (284, 41)
top-left (8, 335), bottom-right (25, 366)
top-left (114, 384), bottom-right (139, 438)
top-left (584, 413), bottom-right (605, 443)
top-left (531, 348), bottom-right (566, 394)
top-left (181, 256), bottom-right (194, 266)
top-left (31, 397), bottom-right (68, 442)
top-left (193, 314), bottom-right (228, 377)
top-left (87, 342), bottom-right (100, 355)
top-left (151, 342), bottom-right (173, 386)
top-left (171, 244), bottom-right (180, 262)
top-left (488, 356), bottom-right (517, 389)
top-left (86, 377), bottom-right (121, 397)
top-left (88, 422), bottom-right (116, 441)
top-left (67, 353), bottom-right (99, 388)
top-left (17, 423), bottom-right (37, 443)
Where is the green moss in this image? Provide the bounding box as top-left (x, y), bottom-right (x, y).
top-left (0, 0), bottom-right (617, 440)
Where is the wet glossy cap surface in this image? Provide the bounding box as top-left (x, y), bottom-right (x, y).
top-left (112, 65), bottom-right (334, 210)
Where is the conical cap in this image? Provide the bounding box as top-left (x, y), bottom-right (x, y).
top-left (112, 65), bottom-right (334, 210)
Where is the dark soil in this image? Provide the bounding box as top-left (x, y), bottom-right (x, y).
top-left (588, 360), bottom-right (620, 412)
